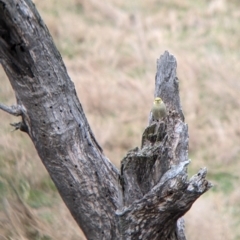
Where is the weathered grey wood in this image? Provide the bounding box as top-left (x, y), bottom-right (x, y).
top-left (155, 52), bottom-right (184, 121)
top-left (0, 1), bottom-right (121, 239)
top-left (119, 51), bottom-right (212, 239)
top-left (0, 1), bottom-right (212, 239)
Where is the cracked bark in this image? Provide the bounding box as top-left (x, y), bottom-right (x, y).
top-left (0, 0), bottom-right (212, 239)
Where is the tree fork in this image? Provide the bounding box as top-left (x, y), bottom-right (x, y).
top-left (0, 0), bottom-right (212, 239)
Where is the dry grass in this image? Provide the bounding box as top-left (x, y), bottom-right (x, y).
top-left (0, 0), bottom-right (240, 239)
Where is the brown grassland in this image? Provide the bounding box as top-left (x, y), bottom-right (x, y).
top-left (0, 0), bottom-right (240, 239)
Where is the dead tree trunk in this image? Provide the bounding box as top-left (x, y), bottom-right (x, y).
top-left (0, 0), bottom-right (212, 239)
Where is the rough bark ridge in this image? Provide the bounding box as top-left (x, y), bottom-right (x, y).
top-left (0, 1), bottom-right (212, 239)
top-left (118, 52), bottom-right (209, 240)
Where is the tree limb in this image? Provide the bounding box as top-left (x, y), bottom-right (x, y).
top-left (119, 51), bottom-right (212, 239)
top-left (0, 1), bottom-right (121, 239)
top-left (0, 1), bottom-right (212, 239)
top-left (0, 103), bottom-right (23, 116)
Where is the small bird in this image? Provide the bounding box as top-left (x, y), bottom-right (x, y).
top-left (151, 97), bottom-right (167, 121)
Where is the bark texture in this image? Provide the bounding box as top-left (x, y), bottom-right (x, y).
top-left (0, 1), bottom-right (212, 239)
